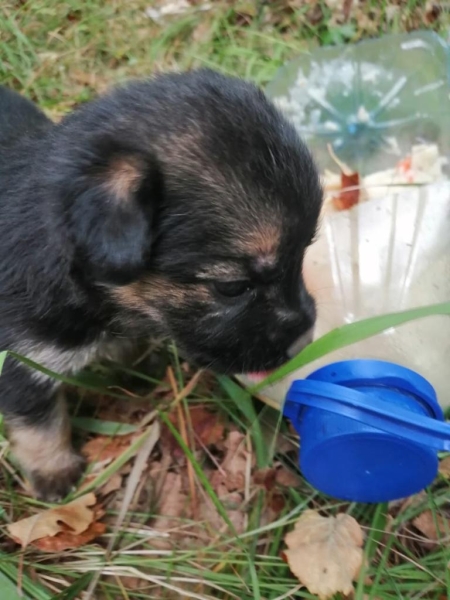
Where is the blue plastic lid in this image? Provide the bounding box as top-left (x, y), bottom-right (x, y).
top-left (284, 359), bottom-right (448, 503)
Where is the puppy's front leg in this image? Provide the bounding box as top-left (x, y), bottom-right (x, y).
top-left (2, 368), bottom-right (84, 501)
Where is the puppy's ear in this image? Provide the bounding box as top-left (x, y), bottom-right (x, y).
top-left (64, 146), bottom-right (161, 286)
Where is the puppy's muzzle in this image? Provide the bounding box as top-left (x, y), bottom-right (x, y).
top-left (287, 327), bottom-right (314, 358)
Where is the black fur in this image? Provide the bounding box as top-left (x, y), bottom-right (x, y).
top-left (0, 70), bottom-right (322, 499)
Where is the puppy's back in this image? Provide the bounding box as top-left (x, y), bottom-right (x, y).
top-left (0, 86), bottom-right (50, 145)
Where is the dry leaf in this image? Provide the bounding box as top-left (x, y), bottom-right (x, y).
top-left (275, 466), bottom-right (302, 488)
top-left (211, 431), bottom-right (250, 493)
top-left (439, 456), bottom-right (450, 478)
top-left (413, 510), bottom-right (450, 545)
top-left (162, 405), bottom-right (224, 458)
top-left (32, 521), bottom-right (106, 552)
top-left (82, 433), bottom-right (136, 464)
top-left (398, 491), bottom-right (427, 513)
top-left (188, 406), bottom-right (225, 447)
top-left (284, 510), bottom-right (364, 599)
top-left (8, 493), bottom-right (97, 547)
top-left (254, 468), bottom-right (277, 491)
top-left (95, 393), bottom-right (156, 423)
top-left (148, 472), bottom-right (190, 549)
top-left (220, 430), bottom-right (251, 491)
top-left (269, 493), bottom-right (286, 514)
top-left (202, 490), bottom-right (246, 535)
top-left (100, 473), bottom-right (123, 496)
top-left (152, 472), bottom-right (189, 532)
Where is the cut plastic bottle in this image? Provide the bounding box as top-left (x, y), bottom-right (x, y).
top-left (243, 31), bottom-right (450, 409)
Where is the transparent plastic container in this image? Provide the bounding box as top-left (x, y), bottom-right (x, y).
top-left (267, 31), bottom-right (450, 176)
top-left (245, 32), bottom-right (450, 409)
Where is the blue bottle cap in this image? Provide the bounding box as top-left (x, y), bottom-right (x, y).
top-left (284, 359), bottom-right (448, 503)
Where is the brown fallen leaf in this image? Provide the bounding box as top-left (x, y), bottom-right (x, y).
top-left (269, 493), bottom-right (286, 514)
top-left (152, 472), bottom-right (189, 533)
top-left (211, 430), bottom-right (251, 493)
top-left (413, 510), bottom-right (450, 545)
top-left (188, 405), bottom-right (225, 447)
top-left (148, 471), bottom-right (190, 549)
top-left (284, 510), bottom-right (364, 599)
top-left (7, 493), bottom-right (97, 547)
top-left (32, 521), bottom-right (106, 552)
top-left (82, 433), bottom-right (136, 464)
top-left (254, 468), bottom-right (277, 491)
top-left (439, 456), bottom-right (450, 478)
top-left (202, 490), bottom-right (246, 535)
top-left (162, 405), bottom-right (224, 458)
top-left (100, 472), bottom-right (123, 496)
top-left (275, 466), bottom-right (302, 489)
top-left (398, 491), bottom-right (427, 514)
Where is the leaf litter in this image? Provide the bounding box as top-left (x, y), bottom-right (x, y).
top-left (82, 432), bottom-right (139, 465)
top-left (7, 493), bottom-right (105, 551)
top-left (413, 510), bottom-right (450, 547)
top-left (283, 510), bottom-right (364, 599)
top-left (5, 361), bottom-right (450, 597)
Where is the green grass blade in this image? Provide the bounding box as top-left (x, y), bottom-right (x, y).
top-left (217, 375), bottom-right (268, 467)
top-left (252, 302), bottom-right (450, 391)
top-left (3, 352), bottom-right (127, 398)
top-left (159, 412), bottom-right (262, 597)
top-left (355, 502), bottom-right (388, 599)
top-left (71, 417), bottom-right (138, 436)
top-left (0, 351), bottom-right (7, 375)
top-left (0, 571), bottom-right (29, 600)
top-left (159, 411), bottom-right (238, 535)
top-left (50, 574), bottom-right (93, 600)
top-left (0, 556), bottom-right (52, 600)
top-left (72, 427), bottom-right (154, 497)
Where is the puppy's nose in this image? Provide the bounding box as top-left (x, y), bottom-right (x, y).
top-left (287, 327), bottom-right (314, 358)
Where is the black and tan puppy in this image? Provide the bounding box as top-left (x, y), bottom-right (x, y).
top-left (0, 70), bottom-right (322, 501)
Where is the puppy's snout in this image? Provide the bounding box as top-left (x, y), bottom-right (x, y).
top-left (287, 327), bottom-right (314, 358)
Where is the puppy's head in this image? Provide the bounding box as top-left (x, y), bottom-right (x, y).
top-left (50, 70), bottom-right (323, 374)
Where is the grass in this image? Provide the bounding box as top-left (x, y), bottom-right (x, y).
top-left (1, 1), bottom-right (450, 599)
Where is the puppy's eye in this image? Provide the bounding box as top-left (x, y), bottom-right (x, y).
top-left (213, 280), bottom-right (252, 298)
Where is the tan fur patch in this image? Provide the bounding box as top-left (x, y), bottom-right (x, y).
top-left (235, 223), bottom-right (280, 262)
top-left (158, 129), bottom-right (247, 200)
top-left (8, 398), bottom-right (76, 477)
top-left (112, 275), bottom-right (211, 315)
top-left (14, 336), bottom-right (135, 384)
top-left (197, 263), bottom-right (246, 280)
top-left (107, 157), bottom-right (143, 201)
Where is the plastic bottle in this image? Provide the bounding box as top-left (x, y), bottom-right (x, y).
top-left (254, 31), bottom-right (450, 410)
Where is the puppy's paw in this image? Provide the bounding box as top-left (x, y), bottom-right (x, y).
top-left (28, 452), bottom-right (86, 502)
top-left (7, 400), bottom-right (86, 502)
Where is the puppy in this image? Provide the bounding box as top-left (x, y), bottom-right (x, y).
top-left (0, 70), bottom-right (322, 501)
